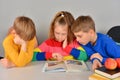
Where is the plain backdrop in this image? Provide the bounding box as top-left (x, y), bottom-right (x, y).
top-left (0, 0), bottom-right (120, 56)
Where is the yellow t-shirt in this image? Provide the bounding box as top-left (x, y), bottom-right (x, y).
top-left (3, 34), bottom-right (36, 67)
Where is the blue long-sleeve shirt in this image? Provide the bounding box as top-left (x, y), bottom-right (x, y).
top-left (80, 33), bottom-right (120, 64)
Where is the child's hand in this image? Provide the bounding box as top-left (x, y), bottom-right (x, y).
top-left (14, 36), bottom-right (21, 45)
top-left (52, 53), bottom-right (63, 61)
top-left (62, 38), bottom-right (67, 49)
top-left (14, 36), bottom-right (27, 51)
top-left (0, 58), bottom-right (15, 68)
top-left (90, 53), bottom-right (103, 62)
top-left (92, 59), bottom-right (102, 71)
top-left (14, 36), bottom-right (26, 45)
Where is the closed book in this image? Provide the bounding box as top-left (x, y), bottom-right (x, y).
top-left (89, 73), bottom-right (120, 80)
top-left (89, 73), bottom-right (110, 80)
top-left (95, 66), bottom-right (120, 79)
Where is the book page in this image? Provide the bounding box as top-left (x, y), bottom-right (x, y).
top-left (43, 61), bottom-right (66, 72)
top-left (65, 60), bottom-right (88, 72)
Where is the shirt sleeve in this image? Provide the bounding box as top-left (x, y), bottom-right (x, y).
top-left (64, 43), bottom-right (89, 61)
top-left (32, 41), bottom-right (53, 61)
top-left (101, 37), bottom-right (120, 64)
top-left (3, 36), bottom-right (36, 67)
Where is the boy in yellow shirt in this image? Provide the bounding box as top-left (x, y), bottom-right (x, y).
top-left (0, 16), bottom-right (38, 68)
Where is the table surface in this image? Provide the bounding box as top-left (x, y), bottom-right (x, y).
top-left (0, 61), bottom-right (93, 80)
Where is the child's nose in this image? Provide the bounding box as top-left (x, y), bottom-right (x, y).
top-left (76, 37), bottom-right (81, 42)
top-left (76, 37), bottom-right (79, 41)
top-left (58, 34), bottom-right (62, 39)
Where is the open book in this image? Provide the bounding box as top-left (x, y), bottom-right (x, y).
top-left (95, 66), bottom-right (120, 79)
top-left (42, 60), bottom-right (89, 72)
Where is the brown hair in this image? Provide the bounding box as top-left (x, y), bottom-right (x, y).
top-left (71, 15), bottom-right (95, 33)
top-left (49, 11), bottom-right (75, 44)
top-left (13, 16), bottom-right (36, 41)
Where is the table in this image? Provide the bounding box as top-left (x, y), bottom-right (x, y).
top-left (0, 61), bottom-right (93, 80)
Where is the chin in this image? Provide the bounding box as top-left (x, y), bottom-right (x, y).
top-left (58, 40), bottom-right (63, 42)
top-left (79, 42), bottom-right (87, 45)
top-left (81, 43), bottom-right (86, 45)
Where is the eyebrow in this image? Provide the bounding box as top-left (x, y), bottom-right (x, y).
top-left (55, 31), bottom-right (67, 34)
top-left (76, 34), bottom-right (82, 37)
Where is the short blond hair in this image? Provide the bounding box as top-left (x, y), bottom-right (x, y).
top-left (71, 15), bottom-right (95, 33)
top-left (49, 11), bottom-right (75, 44)
top-left (13, 16), bottom-right (36, 41)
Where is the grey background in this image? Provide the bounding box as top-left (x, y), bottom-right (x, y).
top-left (0, 0), bottom-right (120, 56)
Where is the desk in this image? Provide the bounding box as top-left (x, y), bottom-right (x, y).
top-left (0, 61), bottom-right (93, 80)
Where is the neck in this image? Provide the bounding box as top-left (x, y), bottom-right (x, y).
top-left (91, 33), bottom-right (97, 45)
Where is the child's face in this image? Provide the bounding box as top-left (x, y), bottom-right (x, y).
top-left (54, 22), bottom-right (68, 42)
top-left (74, 31), bottom-right (92, 45)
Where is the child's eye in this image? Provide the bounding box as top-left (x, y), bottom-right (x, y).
top-left (57, 33), bottom-right (60, 35)
top-left (76, 35), bottom-right (82, 38)
top-left (55, 32), bottom-right (60, 35)
top-left (78, 36), bottom-right (81, 38)
top-left (62, 33), bottom-right (67, 36)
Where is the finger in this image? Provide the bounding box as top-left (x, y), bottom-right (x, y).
top-left (98, 62), bottom-right (102, 67)
top-left (54, 55), bottom-right (57, 59)
top-left (92, 65), bottom-right (96, 71)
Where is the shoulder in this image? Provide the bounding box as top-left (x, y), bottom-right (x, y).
top-left (97, 33), bottom-right (111, 41)
top-left (3, 34), bottom-right (14, 43)
top-left (28, 36), bottom-right (37, 43)
top-left (3, 34), bottom-right (14, 46)
top-left (97, 33), bottom-right (115, 44)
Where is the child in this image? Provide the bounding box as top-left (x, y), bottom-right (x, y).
top-left (0, 16), bottom-right (38, 68)
top-left (32, 11), bottom-right (88, 61)
top-left (71, 15), bottom-right (120, 70)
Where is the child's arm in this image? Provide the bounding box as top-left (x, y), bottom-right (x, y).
top-left (92, 59), bottom-right (102, 71)
top-left (3, 36), bottom-right (37, 67)
top-left (0, 58), bottom-right (16, 68)
top-left (90, 53), bottom-right (103, 62)
top-left (62, 38), bottom-right (67, 48)
top-left (32, 40), bottom-right (62, 61)
top-left (86, 53), bottom-right (103, 70)
top-left (90, 39), bottom-right (120, 65)
top-left (32, 41), bottom-right (52, 61)
top-left (32, 50), bottom-right (63, 61)
top-left (32, 50), bottom-right (50, 61)
top-left (64, 45), bottom-right (88, 61)
top-left (101, 38), bottom-right (120, 64)
top-left (34, 36), bottom-right (38, 48)
top-left (63, 40), bottom-right (96, 61)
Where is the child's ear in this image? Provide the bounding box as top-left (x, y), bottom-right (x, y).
top-left (10, 28), bottom-right (16, 34)
top-left (89, 29), bottom-right (94, 35)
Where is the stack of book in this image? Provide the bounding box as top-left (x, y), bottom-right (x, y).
top-left (89, 66), bottom-right (120, 80)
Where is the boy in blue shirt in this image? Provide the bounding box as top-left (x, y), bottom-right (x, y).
top-left (71, 15), bottom-right (120, 70)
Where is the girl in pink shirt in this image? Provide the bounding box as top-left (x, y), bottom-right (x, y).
top-left (32, 11), bottom-right (88, 61)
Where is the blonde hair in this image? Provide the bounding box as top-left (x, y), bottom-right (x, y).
top-left (71, 15), bottom-right (95, 33)
top-left (12, 16), bottom-right (36, 41)
top-left (49, 11), bottom-right (75, 44)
